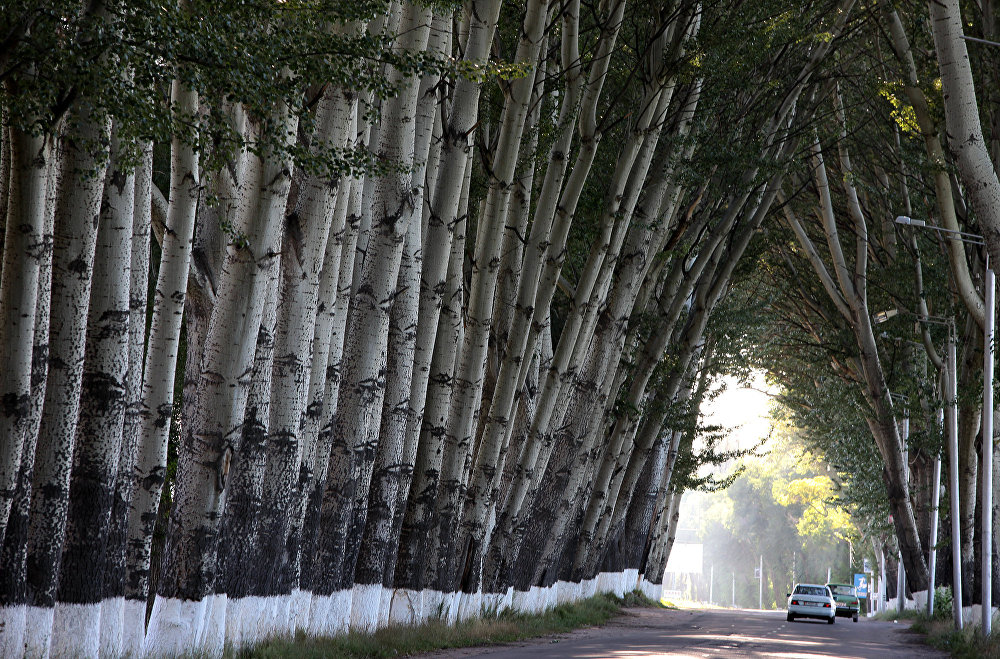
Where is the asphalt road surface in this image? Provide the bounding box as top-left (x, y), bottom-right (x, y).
top-left (422, 607), bottom-right (949, 659)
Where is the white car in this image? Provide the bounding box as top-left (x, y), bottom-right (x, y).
top-left (786, 583), bottom-right (836, 623)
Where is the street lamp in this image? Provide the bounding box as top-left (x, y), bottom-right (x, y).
top-left (896, 215), bottom-right (995, 633)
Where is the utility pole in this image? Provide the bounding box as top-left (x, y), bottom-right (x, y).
top-left (896, 216), bottom-right (984, 631)
top-left (982, 266), bottom-right (995, 635)
top-left (898, 416), bottom-right (908, 616)
top-left (759, 555), bottom-right (763, 610)
top-left (928, 408), bottom-right (943, 618)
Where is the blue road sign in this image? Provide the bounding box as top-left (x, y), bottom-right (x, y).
top-left (854, 573), bottom-right (868, 599)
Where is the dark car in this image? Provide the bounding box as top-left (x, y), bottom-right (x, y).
top-left (826, 583), bottom-right (860, 622)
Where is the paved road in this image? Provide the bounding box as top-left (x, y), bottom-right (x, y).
top-left (423, 607), bottom-right (949, 659)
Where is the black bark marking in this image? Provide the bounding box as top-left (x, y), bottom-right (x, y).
top-left (67, 256), bottom-right (89, 277)
top-left (0, 392), bottom-right (29, 420)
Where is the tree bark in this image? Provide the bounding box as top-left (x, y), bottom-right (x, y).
top-left (0, 127), bottom-right (52, 544)
top-left (123, 79), bottom-right (201, 647)
top-left (99, 143), bottom-right (151, 657)
top-left (312, 3), bottom-right (432, 605)
top-left (145, 91), bottom-right (296, 655)
top-left (52, 126), bottom-right (135, 658)
top-left (24, 112), bottom-right (110, 656)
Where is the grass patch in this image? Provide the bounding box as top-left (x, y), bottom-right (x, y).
top-left (908, 616), bottom-right (1000, 658)
top-left (235, 591), bottom-right (655, 658)
top-left (872, 607), bottom-right (922, 622)
top-left (620, 590), bottom-right (668, 608)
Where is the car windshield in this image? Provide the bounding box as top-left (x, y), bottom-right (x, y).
top-left (831, 585), bottom-right (855, 596)
top-left (793, 586), bottom-right (827, 596)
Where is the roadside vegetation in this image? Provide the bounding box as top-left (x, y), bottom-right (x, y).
top-left (237, 591), bottom-right (663, 658)
top-left (909, 617), bottom-right (1000, 659)
top-left (871, 589), bottom-right (1000, 659)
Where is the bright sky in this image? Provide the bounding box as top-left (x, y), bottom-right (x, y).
top-left (672, 372), bottom-right (778, 544)
top-left (700, 371), bottom-right (777, 455)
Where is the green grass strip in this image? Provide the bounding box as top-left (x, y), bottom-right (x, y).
top-left (234, 590), bottom-right (662, 659)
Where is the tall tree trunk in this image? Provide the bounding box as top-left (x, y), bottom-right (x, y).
top-left (123, 79), bottom-right (200, 654)
top-left (144, 94), bottom-right (296, 655)
top-left (24, 113), bottom-right (110, 657)
top-left (394, 164), bottom-right (470, 595)
top-left (282, 92), bottom-right (360, 635)
top-left (214, 271), bottom-right (278, 648)
top-left (394, 0), bottom-right (499, 595)
top-left (0, 144), bottom-right (55, 658)
top-left (310, 3), bottom-right (432, 621)
top-left (300, 169), bottom-right (362, 616)
top-left (0, 128), bottom-right (52, 544)
top-left (253, 81), bottom-right (360, 636)
top-left (352, 200), bottom-right (421, 630)
top-left (645, 488), bottom-right (683, 585)
top-left (99, 143), bottom-right (151, 657)
top-left (929, 0), bottom-right (1000, 266)
top-left (428, 0), bottom-right (550, 594)
top-left (52, 127), bottom-right (135, 658)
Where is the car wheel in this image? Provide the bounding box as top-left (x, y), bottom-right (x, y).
top-left (853, 614), bottom-right (858, 622)
top-left (827, 615), bottom-right (835, 624)
top-left (786, 613), bottom-right (794, 622)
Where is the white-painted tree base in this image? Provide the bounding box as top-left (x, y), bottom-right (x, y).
top-left (330, 589), bottom-right (352, 635)
top-left (306, 593), bottom-right (333, 637)
top-left (121, 598), bottom-right (146, 657)
top-left (24, 605), bottom-right (54, 659)
top-left (638, 577), bottom-right (662, 602)
top-left (350, 583), bottom-right (383, 633)
top-left (623, 569), bottom-right (639, 594)
top-left (481, 592), bottom-right (503, 616)
top-left (543, 584), bottom-right (558, 611)
top-left (224, 596), bottom-right (245, 649)
top-left (529, 585), bottom-right (544, 613)
top-left (51, 601), bottom-right (101, 659)
top-left (501, 586), bottom-right (514, 612)
top-left (595, 571), bottom-right (613, 594)
top-left (388, 588), bottom-right (421, 625)
top-left (457, 591), bottom-right (481, 621)
top-left (602, 571), bottom-right (626, 597)
top-left (0, 604), bottom-right (27, 658)
top-left (290, 588), bottom-right (312, 633)
top-left (269, 593), bottom-right (293, 639)
top-left (143, 595), bottom-right (207, 658)
top-left (378, 584), bottom-right (392, 627)
top-left (99, 596), bottom-right (125, 658)
top-left (554, 580), bottom-right (572, 605)
top-left (423, 589), bottom-right (446, 621)
top-left (202, 593), bottom-right (226, 656)
top-left (446, 591), bottom-right (461, 625)
top-left (27, 573), bottom-right (668, 656)
top-left (229, 595), bottom-right (271, 648)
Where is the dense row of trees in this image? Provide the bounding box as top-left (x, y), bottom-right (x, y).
top-left (740, 0), bottom-right (1000, 620)
top-left (3, 0), bottom-right (1000, 656)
